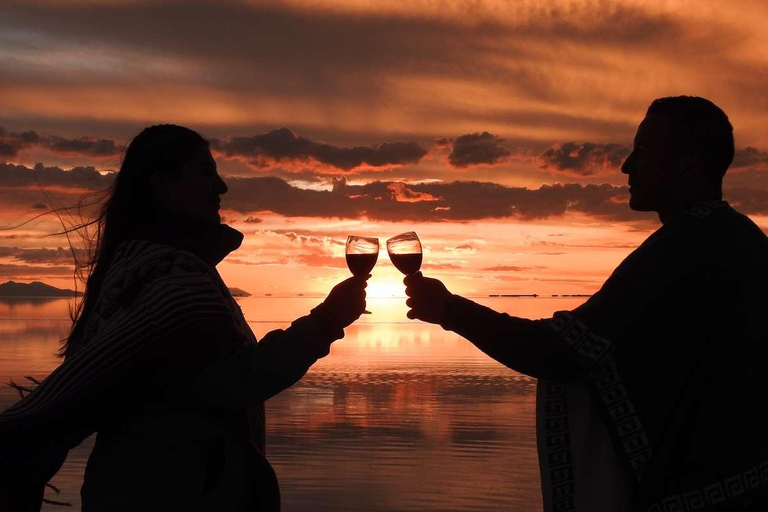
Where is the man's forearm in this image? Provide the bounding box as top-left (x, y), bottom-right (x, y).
top-left (439, 295), bottom-right (589, 381)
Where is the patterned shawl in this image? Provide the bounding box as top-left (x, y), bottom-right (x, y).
top-left (542, 201), bottom-right (768, 511)
top-left (0, 220), bottom-right (249, 510)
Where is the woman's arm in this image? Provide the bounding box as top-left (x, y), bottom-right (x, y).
top-left (186, 310), bottom-right (344, 407)
top-left (172, 276), bottom-right (367, 407)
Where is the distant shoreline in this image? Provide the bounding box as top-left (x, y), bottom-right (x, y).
top-left (0, 294), bottom-right (593, 299)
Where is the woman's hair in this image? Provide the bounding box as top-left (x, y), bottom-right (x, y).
top-left (60, 124), bottom-right (209, 358)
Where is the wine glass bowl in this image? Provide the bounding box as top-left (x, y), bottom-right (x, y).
top-left (386, 232), bottom-right (422, 275)
top-left (346, 235), bottom-right (379, 314)
top-left (345, 236), bottom-right (379, 276)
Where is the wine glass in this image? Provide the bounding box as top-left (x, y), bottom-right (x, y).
top-left (386, 232), bottom-right (422, 275)
top-left (346, 235), bottom-right (379, 314)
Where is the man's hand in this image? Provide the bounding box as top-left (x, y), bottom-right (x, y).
top-left (319, 275), bottom-right (369, 328)
top-left (404, 271), bottom-right (453, 324)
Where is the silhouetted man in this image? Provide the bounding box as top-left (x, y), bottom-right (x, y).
top-left (405, 96), bottom-right (768, 511)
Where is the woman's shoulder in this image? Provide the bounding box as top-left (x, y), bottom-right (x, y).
top-left (102, 239), bottom-right (225, 310)
top-left (112, 239), bottom-right (212, 278)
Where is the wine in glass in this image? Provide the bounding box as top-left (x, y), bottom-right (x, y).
top-left (387, 231), bottom-right (422, 275)
top-left (346, 235), bottom-right (379, 313)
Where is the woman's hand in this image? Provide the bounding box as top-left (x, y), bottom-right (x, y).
top-left (404, 271), bottom-right (453, 324)
top-left (316, 275), bottom-right (369, 329)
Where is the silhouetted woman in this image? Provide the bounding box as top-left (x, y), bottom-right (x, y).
top-left (0, 124), bottom-right (367, 511)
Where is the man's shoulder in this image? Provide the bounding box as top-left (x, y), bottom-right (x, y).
top-left (654, 201), bottom-right (767, 256)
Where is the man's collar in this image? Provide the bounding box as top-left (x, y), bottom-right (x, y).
top-left (129, 215), bottom-right (243, 266)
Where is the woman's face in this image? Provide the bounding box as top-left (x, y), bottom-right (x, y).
top-left (151, 145), bottom-right (228, 224)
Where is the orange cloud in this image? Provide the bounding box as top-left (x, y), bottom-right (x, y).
top-left (386, 182), bottom-right (441, 203)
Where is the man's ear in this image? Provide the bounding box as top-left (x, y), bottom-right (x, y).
top-left (682, 152), bottom-right (704, 180)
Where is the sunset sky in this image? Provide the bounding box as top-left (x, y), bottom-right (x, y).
top-left (1, 0), bottom-right (768, 297)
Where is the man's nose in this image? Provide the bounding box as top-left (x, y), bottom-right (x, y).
top-left (621, 151), bottom-right (634, 175)
top-left (217, 175), bottom-right (229, 194)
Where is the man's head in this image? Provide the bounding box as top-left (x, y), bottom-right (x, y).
top-left (621, 96), bottom-right (734, 214)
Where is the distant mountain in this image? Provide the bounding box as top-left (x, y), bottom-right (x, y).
top-left (0, 281), bottom-right (81, 297)
top-left (228, 287), bottom-right (251, 297)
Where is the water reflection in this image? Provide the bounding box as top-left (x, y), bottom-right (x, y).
top-left (0, 297), bottom-right (586, 511)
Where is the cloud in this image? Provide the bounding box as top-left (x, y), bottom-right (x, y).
top-left (226, 229), bottom-right (346, 269)
top-left (46, 135), bottom-right (123, 157)
top-left (531, 241), bottom-right (640, 249)
top-left (4, 159), bottom-right (768, 227)
top-left (212, 128), bottom-right (427, 172)
top-left (422, 262), bottom-right (462, 270)
top-left (538, 142), bottom-right (630, 176)
top-left (0, 263), bottom-right (74, 278)
top-left (0, 127), bottom-right (40, 157)
top-left (724, 187), bottom-right (768, 215)
top-left (243, 216), bottom-right (263, 224)
top-left (223, 176), bottom-right (648, 222)
top-left (386, 182), bottom-right (441, 202)
top-left (278, 231), bottom-right (345, 247)
top-left (0, 0), bottom-right (707, 145)
top-left (445, 243), bottom-right (476, 254)
top-left (444, 132), bottom-right (511, 168)
top-left (480, 265), bottom-right (536, 272)
top-left (732, 146), bottom-right (768, 170)
top-left (0, 246), bottom-right (86, 265)
top-left (0, 126), bottom-right (124, 159)
top-left (0, 162), bottom-right (113, 190)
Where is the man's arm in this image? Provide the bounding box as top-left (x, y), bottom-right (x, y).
top-left (405, 273), bottom-right (592, 381)
top-left (441, 295), bottom-right (590, 380)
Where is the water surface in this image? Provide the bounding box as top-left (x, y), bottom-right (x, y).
top-left (0, 296), bottom-right (586, 511)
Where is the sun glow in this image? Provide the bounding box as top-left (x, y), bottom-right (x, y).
top-left (366, 278), bottom-right (405, 298)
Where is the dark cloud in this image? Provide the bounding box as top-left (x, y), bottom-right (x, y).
top-left (724, 187), bottom-right (768, 216)
top-left (244, 216), bottom-right (263, 224)
top-left (0, 162), bottom-right (114, 189)
top-left (46, 135), bottom-right (123, 157)
top-left (0, 0), bottom-right (707, 151)
top-left (0, 128), bottom-right (40, 157)
top-left (732, 147), bottom-right (768, 170)
top-left (223, 176), bottom-right (646, 222)
top-left (325, 180), bottom-right (760, 221)
top-left (3, 160), bottom-right (768, 226)
top-left (538, 142), bottom-right (630, 176)
top-left (0, 127), bottom-right (124, 159)
top-left (0, 2), bottom-right (682, 90)
top-left (0, 263), bottom-right (73, 278)
top-left (446, 132), bottom-right (511, 168)
top-left (31, 203), bottom-right (48, 210)
top-left (0, 247), bottom-right (86, 265)
top-left (212, 128), bottom-right (427, 172)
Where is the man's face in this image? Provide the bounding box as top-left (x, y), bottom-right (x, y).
top-left (621, 113), bottom-right (685, 212)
